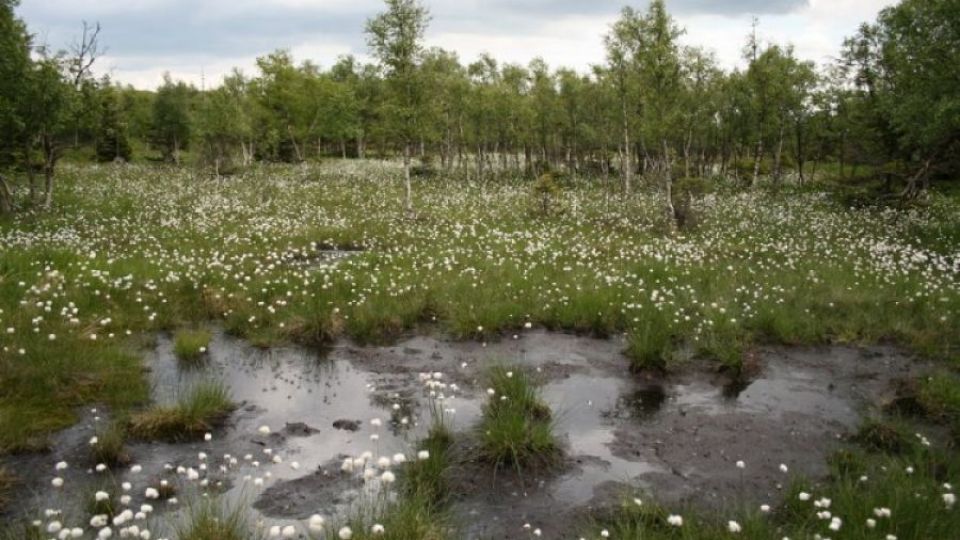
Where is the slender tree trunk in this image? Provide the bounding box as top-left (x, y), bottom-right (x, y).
top-left (403, 143), bottom-right (413, 217)
top-left (662, 140), bottom-right (676, 231)
top-left (794, 120), bottom-right (806, 186)
top-left (901, 159), bottom-right (932, 199)
top-left (621, 96), bottom-right (632, 195)
top-left (774, 120), bottom-right (785, 185)
top-left (289, 127), bottom-right (303, 163)
top-left (0, 174), bottom-right (13, 215)
top-left (751, 135), bottom-right (763, 187)
top-left (25, 142), bottom-right (36, 201)
top-left (839, 130), bottom-right (847, 179)
top-left (43, 161), bottom-right (55, 209)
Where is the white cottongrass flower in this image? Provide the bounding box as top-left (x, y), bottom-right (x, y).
top-left (371, 524), bottom-right (385, 535)
top-left (735, 460), bottom-right (745, 469)
top-left (727, 520), bottom-right (742, 533)
top-left (381, 471), bottom-right (396, 484)
top-left (95, 491), bottom-right (110, 502)
top-left (667, 515), bottom-right (683, 527)
top-left (52, 477), bottom-right (64, 488)
top-left (308, 515), bottom-right (325, 533)
top-left (798, 492), bottom-right (811, 501)
top-left (258, 425), bottom-right (271, 435)
top-left (338, 526), bottom-right (353, 539)
top-left (417, 450), bottom-right (430, 460)
top-left (281, 525), bottom-right (297, 538)
top-left (269, 525), bottom-right (281, 538)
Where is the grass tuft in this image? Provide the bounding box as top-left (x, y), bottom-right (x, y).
top-left (477, 365), bottom-right (561, 469)
top-left (129, 381), bottom-right (232, 442)
top-left (173, 329), bottom-right (213, 365)
top-left (89, 421), bottom-right (131, 466)
top-left (176, 498), bottom-right (262, 540)
top-left (853, 418), bottom-right (914, 454)
top-left (335, 426), bottom-right (456, 540)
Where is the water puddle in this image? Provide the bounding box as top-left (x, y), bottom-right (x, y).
top-left (2, 333), bottom-right (918, 539)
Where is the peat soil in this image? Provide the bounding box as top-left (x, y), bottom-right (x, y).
top-left (1, 331), bottom-right (923, 539)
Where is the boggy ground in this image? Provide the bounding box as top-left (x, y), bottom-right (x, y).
top-left (0, 162), bottom-right (958, 539)
top-left (2, 328), bottom-right (919, 538)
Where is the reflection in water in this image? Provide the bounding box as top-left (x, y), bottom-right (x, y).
top-left (7, 331), bottom-right (873, 539)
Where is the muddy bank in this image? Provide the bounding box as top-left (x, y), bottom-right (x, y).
top-left (1, 331), bottom-right (921, 540)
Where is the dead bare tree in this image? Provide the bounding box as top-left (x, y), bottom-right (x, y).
top-left (70, 21), bottom-right (105, 89)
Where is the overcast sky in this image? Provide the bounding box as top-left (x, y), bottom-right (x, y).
top-left (17, 0), bottom-right (896, 89)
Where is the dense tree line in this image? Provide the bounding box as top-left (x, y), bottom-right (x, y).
top-left (0, 0), bottom-right (957, 214)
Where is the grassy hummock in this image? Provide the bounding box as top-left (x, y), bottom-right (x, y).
top-left (478, 365), bottom-right (561, 469)
top-left (176, 499), bottom-right (261, 540)
top-left (173, 329), bottom-right (213, 364)
top-left (129, 381), bottom-right (232, 442)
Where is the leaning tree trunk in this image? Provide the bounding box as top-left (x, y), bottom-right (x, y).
top-left (901, 160), bottom-right (932, 200)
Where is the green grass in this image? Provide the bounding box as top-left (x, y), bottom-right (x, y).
top-left (588, 421), bottom-right (960, 540)
top-left (175, 498), bottom-right (262, 540)
top-left (89, 421), bottom-right (131, 466)
top-left (173, 329), bottom-right (213, 364)
top-left (0, 161), bottom-right (957, 535)
top-left (917, 374), bottom-right (960, 421)
top-left (477, 365), bottom-right (561, 469)
top-left (129, 381), bottom-right (232, 442)
top-left (853, 417), bottom-right (916, 455)
top-left (0, 333), bottom-right (147, 453)
top-left (334, 426), bottom-right (456, 540)
top-left (84, 484), bottom-right (118, 520)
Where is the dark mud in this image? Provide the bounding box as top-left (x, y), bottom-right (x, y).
top-left (1, 331), bottom-right (922, 540)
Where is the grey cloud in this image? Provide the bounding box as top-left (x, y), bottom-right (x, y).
top-left (17, 0), bottom-right (809, 79)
